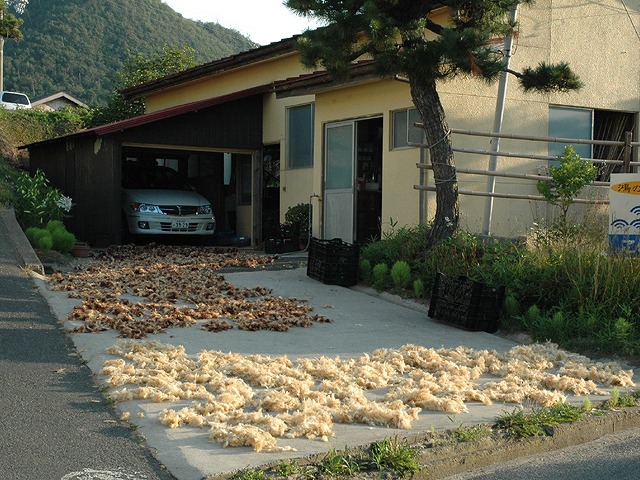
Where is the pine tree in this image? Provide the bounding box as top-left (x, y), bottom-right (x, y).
top-left (285, 0), bottom-right (583, 248)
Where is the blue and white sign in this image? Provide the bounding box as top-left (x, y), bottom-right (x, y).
top-left (609, 173), bottom-right (640, 254)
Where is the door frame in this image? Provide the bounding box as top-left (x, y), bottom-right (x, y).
top-left (322, 116), bottom-right (383, 243)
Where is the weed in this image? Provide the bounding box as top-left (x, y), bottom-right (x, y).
top-left (608, 387), bottom-right (621, 408)
top-left (368, 436), bottom-right (420, 474)
top-left (450, 420), bottom-right (492, 443)
top-left (273, 460), bottom-right (301, 477)
top-left (618, 393), bottom-right (638, 407)
top-left (538, 401), bottom-right (585, 425)
top-left (494, 408), bottom-right (545, 438)
top-left (494, 402), bottom-right (584, 438)
top-left (231, 468), bottom-right (267, 480)
top-left (320, 447), bottom-right (361, 477)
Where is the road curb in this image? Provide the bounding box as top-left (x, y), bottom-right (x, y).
top-left (0, 207), bottom-right (44, 275)
top-left (209, 406), bottom-right (640, 479)
top-left (411, 406), bottom-right (640, 479)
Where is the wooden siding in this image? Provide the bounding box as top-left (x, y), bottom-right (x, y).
top-left (117, 95), bottom-right (263, 149)
top-left (27, 95), bottom-right (264, 246)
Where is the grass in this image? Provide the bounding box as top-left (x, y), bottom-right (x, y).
top-left (494, 402), bottom-right (586, 439)
top-left (368, 437), bottom-right (420, 473)
top-left (229, 437), bottom-right (420, 479)
top-left (450, 421), bottom-right (492, 443)
top-left (231, 469), bottom-right (267, 480)
top-left (320, 447), bottom-right (362, 477)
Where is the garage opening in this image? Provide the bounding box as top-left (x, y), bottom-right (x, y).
top-left (121, 148), bottom-right (254, 245)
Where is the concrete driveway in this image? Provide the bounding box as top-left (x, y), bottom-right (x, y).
top-left (33, 254), bottom-right (633, 480)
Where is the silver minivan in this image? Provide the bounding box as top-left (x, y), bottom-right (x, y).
top-left (122, 163), bottom-right (216, 240)
top-left (0, 91), bottom-right (31, 110)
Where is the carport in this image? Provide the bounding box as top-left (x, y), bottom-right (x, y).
top-left (25, 88), bottom-right (267, 247)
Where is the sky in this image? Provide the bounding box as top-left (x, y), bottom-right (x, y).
top-left (162, 1), bottom-right (323, 46)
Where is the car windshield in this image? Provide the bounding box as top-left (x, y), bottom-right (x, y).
top-left (2, 92), bottom-right (29, 105)
top-left (123, 166), bottom-right (193, 191)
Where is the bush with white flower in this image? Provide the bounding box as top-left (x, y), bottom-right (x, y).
top-left (13, 169), bottom-right (74, 229)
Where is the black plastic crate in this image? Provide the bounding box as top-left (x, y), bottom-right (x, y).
top-left (428, 272), bottom-right (505, 333)
top-left (278, 223), bottom-right (299, 239)
top-left (265, 237), bottom-right (299, 254)
top-left (306, 237), bottom-right (359, 286)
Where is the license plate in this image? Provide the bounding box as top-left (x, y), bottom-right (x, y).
top-left (171, 220), bottom-right (189, 229)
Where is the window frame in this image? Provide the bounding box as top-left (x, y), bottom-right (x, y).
top-left (548, 105), bottom-right (593, 161)
top-left (286, 103), bottom-right (315, 169)
top-left (391, 107), bottom-right (423, 150)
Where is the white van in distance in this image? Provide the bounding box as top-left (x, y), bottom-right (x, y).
top-left (0, 91), bottom-right (31, 109)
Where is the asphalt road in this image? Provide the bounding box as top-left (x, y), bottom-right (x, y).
top-left (442, 426), bottom-right (640, 480)
top-left (0, 220), bottom-right (175, 480)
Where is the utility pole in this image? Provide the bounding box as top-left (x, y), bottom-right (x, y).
top-left (481, 4), bottom-right (519, 236)
top-left (1, 7), bottom-right (4, 91)
top-left (0, 1), bottom-right (26, 92)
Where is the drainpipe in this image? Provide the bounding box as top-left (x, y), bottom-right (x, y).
top-left (482, 4), bottom-right (519, 236)
top-left (419, 147), bottom-right (426, 225)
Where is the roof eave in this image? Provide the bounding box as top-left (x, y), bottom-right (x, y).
top-left (121, 36), bottom-right (300, 100)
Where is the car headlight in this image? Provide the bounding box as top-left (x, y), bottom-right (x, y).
top-left (198, 205), bottom-right (213, 215)
top-left (130, 202), bottom-right (164, 214)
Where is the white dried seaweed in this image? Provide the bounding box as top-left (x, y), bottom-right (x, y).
top-left (102, 340), bottom-right (635, 452)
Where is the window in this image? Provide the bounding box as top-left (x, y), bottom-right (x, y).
top-left (392, 108), bottom-right (423, 149)
top-left (287, 103), bottom-right (314, 168)
top-left (549, 106), bottom-right (637, 180)
top-left (548, 106), bottom-right (592, 161)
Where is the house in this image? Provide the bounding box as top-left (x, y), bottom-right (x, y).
top-left (25, 1), bottom-right (639, 247)
top-left (31, 92), bottom-right (88, 111)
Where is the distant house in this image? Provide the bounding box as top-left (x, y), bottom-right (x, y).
top-left (31, 92), bottom-right (88, 111)
top-left (24, 1), bottom-right (639, 247)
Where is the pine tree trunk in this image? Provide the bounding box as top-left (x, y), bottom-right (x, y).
top-left (409, 73), bottom-right (459, 249)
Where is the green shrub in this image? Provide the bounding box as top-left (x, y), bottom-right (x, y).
top-left (25, 221), bottom-right (76, 253)
top-left (25, 227), bottom-right (53, 252)
top-left (413, 278), bottom-right (425, 299)
top-left (49, 224), bottom-right (76, 253)
top-left (355, 219), bottom-right (640, 357)
top-left (13, 169), bottom-right (73, 229)
top-left (46, 220), bottom-right (67, 233)
top-left (285, 203), bottom-right (311, 240)
top-left (361, 223), bottom-right (430, 267)
top-left (391, 260), bottom-right (412, 289)
top-left (359, 258), bottom-right (372, 283)
top-left (372, 263), bottom-right (389, 290)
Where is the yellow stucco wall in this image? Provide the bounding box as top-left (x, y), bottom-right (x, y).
top-left (144, 53), bottom-right (304, 113)
top-left (283, 0), bottom-right (639, 238)
top-left (262, 93), bottom-right (317, 221)
top-left (311, 80), bottom-right (422, 237)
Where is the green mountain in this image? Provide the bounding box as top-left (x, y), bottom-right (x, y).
top-left (2, 0), bottom-right (257, 105)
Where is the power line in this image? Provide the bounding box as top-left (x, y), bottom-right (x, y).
top-left (620, 0), bottom-right (640, 42)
